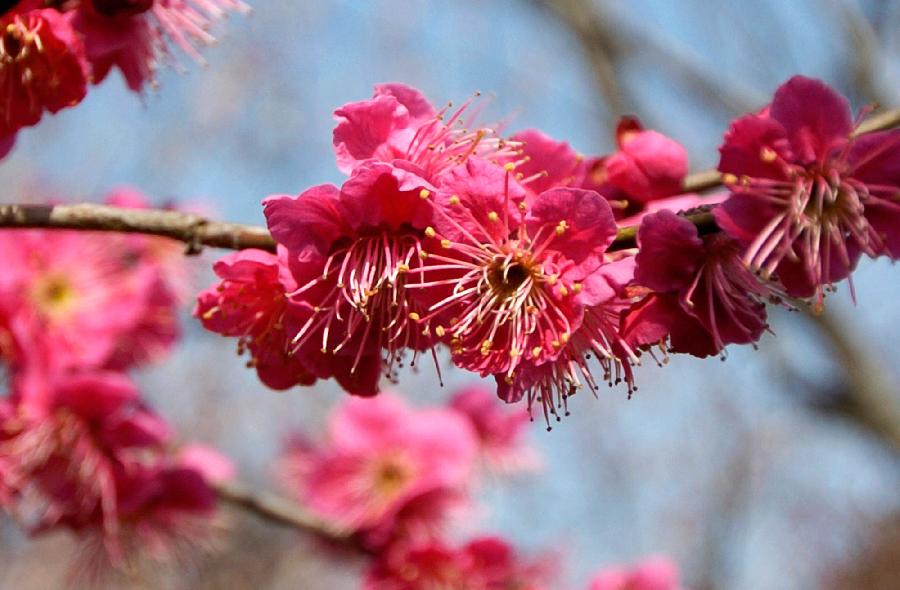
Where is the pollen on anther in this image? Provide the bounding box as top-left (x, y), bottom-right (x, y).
top-left (409, 312), bottom-right (421, 322)
top-left (531, 346), bottom-right (542, 358)
top-left (760, 147), bottom-right (777, 163)
top-left (419, 189), bottom-right (431, 200)
top-left (487, 211), bottom-right (499, 222)
top-left (503, 162), bottom-right (516, 172)
top-left (449, 195), bottom-right (461, 206)
top-left (441, 239), bottom-right (452, 249)
top-left (425, 227), bottom-right (437, 238)
top-left (555, 220), bottom-right (569, 235)
top-left (435, 325), bottom-right (446, 337)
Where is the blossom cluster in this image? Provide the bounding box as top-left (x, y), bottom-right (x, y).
top-left (0, 0), bottom-right (248, 158)
top-left (199, 76), bottom-right (900, 425)
top-left (0, 188), bottom-right (231, 569)
top-left (278, 385), bottom-right (680, 590)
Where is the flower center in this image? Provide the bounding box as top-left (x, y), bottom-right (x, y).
top-left (91, 0), bottom-right (155, 17)
top-left (370, 456), bottom-right (413, 499)
top-left (486, 258), bottom-right (532, 298)
top-left (30, 274), bottom-right (77, 319)
top-left (1, 25), bottom-right (24, 61)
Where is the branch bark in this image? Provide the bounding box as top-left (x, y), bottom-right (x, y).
top-left (214, 480), bottom-right (351, 540)
top-left (0, 107), bottom-right (898, 254)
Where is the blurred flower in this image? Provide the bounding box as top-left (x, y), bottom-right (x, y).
top-left (0, 369), bottom-right (171, 543)
top-left (333, 83), bottom-right (520, 184)
top-left (714, 75), bottom-right (900, 305)
top-left (279, 393), bottom-right (477, 550)
top-left (69, 0), bottom-right (250, 92)
top-left (448, 384), bottom-right (538, 472)
top-left (587, 556), bottom-right (681, 590)
top-left (0, 5), bottom-right (90, 154)
top-left (363, 535), bottom-right (554, 590)
top-left (0, 229), bottom-right (157, 371)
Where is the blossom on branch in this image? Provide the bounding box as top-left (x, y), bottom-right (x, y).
top-left (715, 75), bottom-right (900, 306)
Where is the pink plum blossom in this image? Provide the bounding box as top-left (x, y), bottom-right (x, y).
top-left (588, 556), bottom-right (681, 590)
top-left (0, 6), bottom-right (90, 138)
top-left (363, 536), bottom-right (553, 590)
top-left (623, 209), bottom-right (773, 358)
top-left (714, 75), bottom-right (900, 304)
top-left (333, 83), bottom-right (520, 183)
top-left (279, 393), bottom-right (477, 549)
top-left (264, 162), bottom-right (439, 396)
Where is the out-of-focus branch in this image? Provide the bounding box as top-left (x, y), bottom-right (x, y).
top-left (804, 311), bottom-right (900, 451)
top-left (533, 0), bottom-right (764, 117)
top-left (214, 480), bottom-right (351, 541)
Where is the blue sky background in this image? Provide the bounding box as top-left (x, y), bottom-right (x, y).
top-left (2, 1), bottom-right (900, 588)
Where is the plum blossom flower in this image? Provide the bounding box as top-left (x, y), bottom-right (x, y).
top-left (333, 83), bottom-right (521, 183)
top-left (410, 157), bottom-right (630, 422)
top-left (622, 209), bottom-right (773, 358)
top-left (69, 0), bottom-right (250, 92)
top-left (714, 75), bottom-right (900, 304)
top-left (448, 384), bottom-right (538, 472)
top-left (0, 6), bottom-right (90, 140)
top-left (0, 230), bottom-right (153, 371)
top-left (195, 248), bottom-right (318, 391)
top-left (279, 394), bottom-right (477, 549)
top-left (363, 536), bottom-right (553, 590)
top-left (588, 556), bottom-right (681, 590)
top-left (264, 162), bottom-right (438, 395)
top-left (0, 369), bottom-right (171, 547)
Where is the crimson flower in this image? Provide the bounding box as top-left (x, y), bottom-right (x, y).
top-left (715, 75), bottom-right (900, 304)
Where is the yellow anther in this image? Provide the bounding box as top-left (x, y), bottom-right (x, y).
top-left (481, 340), bottom-right (493, 354)
top-left (449, 195), bottom-right (461, 206)
top-left (519, 202), bottom-right (528, 212)
top-left (509, 348), bottom-right (520, 358)
top-left (551, 340), bottom-right (561, 349)
top-left (546, 274), bottom-right (558, 286)
top-left (425, 226), bottom-right (436, 238)
top-left (435, 325), bottom-right (446, 338)
top-left (760, 147), bottom-right (777, 163)
top-left (419, 188), bottom-right (431, 200)
top-left (559, 286), bottom-right (569, 297)
top-left (397, 263), bottom-right (410, 273)
top-left (419, 251), bottom-right (429, 259)
top-left (561, 332), bottom-right (570, 344)
top-left (441, 239), bottom-right (452, 249)
top-left (572, 282), bottom-right (583, 293)
top-left (409, 312), bottom-right (421, 322)
top-left (722, 173), bottom-right (739, 186)
top-left (531, 346), bottom-right (542, 358)
top-left (555, 220), bottom-right (569, 236)
top-left (503, 162), bottom-right (516, 172)
top-left (487, 211), bottom-right (499, 222)
top-left (201, 308), bottom-right (218, 320)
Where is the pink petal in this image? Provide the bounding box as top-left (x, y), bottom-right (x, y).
top-left (263, 184), bottom-right (346, 259)
top-left (634, 210), bottom-right (704, 292)
top-left (769, 76), bottom-right (852, 164)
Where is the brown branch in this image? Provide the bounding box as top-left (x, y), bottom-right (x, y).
top-left (1, 107), bottom-right (899, 254)
top-left (214, 480), bottom-right (351, 540)
top-left (0, 203), bottom-right (277, 254)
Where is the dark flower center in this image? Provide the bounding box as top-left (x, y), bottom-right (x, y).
top-left (91, 0), bottom-right (154, 17)
top-left (487, 260), bottom-right (531, 297)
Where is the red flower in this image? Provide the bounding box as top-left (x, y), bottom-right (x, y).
top-left (623, 209), bottom-right (772, 358)
top-left (715, 75), bottom-right (900, 303)
top-left (0, 7), bottom-right (89, 137)
top-left (588, 556), bottom-right (681, 590)
top-left (410, 157), bottom-right (621, 421)
top-left (333, 83), bottom-right (520, 183)
top-left (195, 248), bottom-right (317, 390)
top-left (69, 0), bottom-right (249, 92)
top-left (363, 536), bottom-right (553, 590)
top-left (279, 394), bottom-right (477, 549)
top-left (264, 163), bottom-right (438, 396)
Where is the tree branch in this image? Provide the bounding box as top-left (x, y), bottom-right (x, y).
top-left (0, 107), bottom-right (898, 254)
top-left (214, 480), bottom-right (351, 540)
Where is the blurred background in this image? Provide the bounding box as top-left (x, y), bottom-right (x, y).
top-left (2, 0), bottom-right (900, 588)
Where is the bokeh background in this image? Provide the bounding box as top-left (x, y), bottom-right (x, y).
top-left (2, 1), bottom-right (900, 588)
